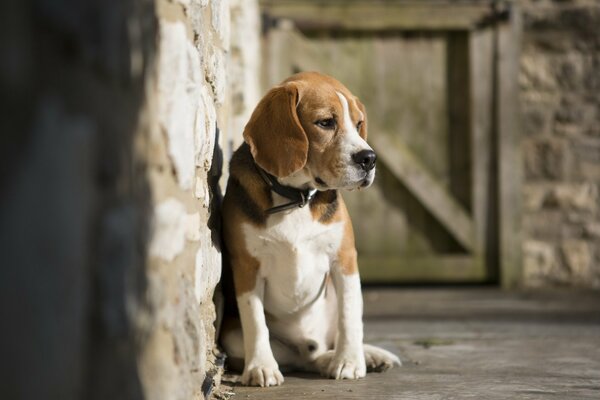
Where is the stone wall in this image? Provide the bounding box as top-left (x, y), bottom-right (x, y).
top-left (0, 0), bottom-right (260, 399)
top-left (520, 0), bottom-right (600, 288)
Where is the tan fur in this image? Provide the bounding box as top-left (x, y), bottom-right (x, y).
top-left (337, 200), bottom-right (359, 275)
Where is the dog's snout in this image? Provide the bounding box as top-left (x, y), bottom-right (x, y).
top-left (352, 149), bottom-right (377, 171)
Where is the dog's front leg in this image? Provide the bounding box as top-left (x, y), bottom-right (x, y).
top-left (237, 278), bottom-right (284, 387)
top-left (323, 249), bottom-right (366, 379)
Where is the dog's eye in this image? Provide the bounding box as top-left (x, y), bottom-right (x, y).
top-left (356, 121), bottom-right (364, 130)
top-left (315, 118), bottom-right (336, 130)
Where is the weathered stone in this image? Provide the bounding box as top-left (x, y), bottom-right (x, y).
top-left (573, 137), bottom-right (600, 180)
top-left (545, 183), bottom-right (598, 212)
top-left (227, 0), bottom-right (262, 158)
top-left (520, 52), bottom-right (558, 91)
top-left (149, 198), bottom-right (200, 262)
top-left (522, 211), bottom-right (564, 241)
top-left (556, 52), bottom-right (586, 91)
top-left (583, 54), bottom-right (600, 94)
top-left (583, 221), bottom-right (600, 238)
top-left (525, 182), bottom-right (599, 219)
top-left (523, 138), bottom-right (567, 180)
top-left (157, 20), bottom-right (203, 191)
top-left (555, 94), bottom-right (583, 124)
top-left (523, 5), bottom-right (600, 51)
top-left (522, 184), bottom-right (550, 212)
top-left (561, 239), bottom-right (592, 281)
top-left (211, 0), bottom-right (231, 49)
top-left (522, 100), bottom-right (554, 136)
top-left (195, 243), bottom-right (222, 304)
top-left (195, 84), bottom-right (217, 171)
top-left (205, 46), bottom-right (227, 105)
top-left (523, 240), bottom-right (568, 287)
top-left (521, 1), bottom-right (600, 289)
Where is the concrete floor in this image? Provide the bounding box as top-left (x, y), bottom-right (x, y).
top-left (218, 288), bottom-right (600, 399)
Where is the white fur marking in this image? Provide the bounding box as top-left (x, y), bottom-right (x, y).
top-left (242, 205), bottom-right (344, 318)
top-left (326, 269), bottom-right (366, 379)
top-left (336, 92), bottom-right (371, 154)
top-left (237, 282), bottom-right (284, 386)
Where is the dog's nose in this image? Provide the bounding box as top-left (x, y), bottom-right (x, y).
top-left (352, 149), bottom-right (377, 171)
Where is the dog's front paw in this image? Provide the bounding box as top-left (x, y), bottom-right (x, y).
top-left (241, 362), bottom-right (284, 387)
top-left (318, 349), bottom-right (366, 380)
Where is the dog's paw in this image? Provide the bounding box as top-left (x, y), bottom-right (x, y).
top-left (364, 343), bottom-right (402, 372)
top-left (241, 363), bottom-right (284, 387)
top-left (317, 349), bottom-right (366, 380)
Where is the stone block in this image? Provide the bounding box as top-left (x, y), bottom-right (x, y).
top-left (157, 20), bottom-right (203, 191)
top-left (195, 84), bottom-right (217, 171)
top-left (545, 183), bottom-right (598, 212)
top-left (556, 52), bottom-right (586, 91)
top-left (211, 0), bottom-right (230, 49)
top-left (523, 6), bottom-right (600, 51)
top-left (573, 137), bottom-right (600, 180)
top-left (522, 184), bottom-right (551, 212)
top-left (583, 54), bottom-right (600, 95)
top-left (520, 52), bottom-right (558, 92)
top-left (583, 221), bottom-right (600, 238)
top-left (149, 198), bottom-right (201, 262)
top-left (523, 210), bottom-right (564, 241)
top-left (523, 138), bottom-right (568, 181)
top-left (205, 46), bottom-right (227, 105)
top-left (560, 239), bottom-right (592, 282)
top-left (555, 94), bottom-right (584, 124)
top-left (523, 240), bottom-right (569, 287)
top-left (522, 99), bottom-right (555, 136)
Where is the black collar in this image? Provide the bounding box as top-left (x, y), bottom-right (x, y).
top-left (256, 166), bottom-right (317, 215)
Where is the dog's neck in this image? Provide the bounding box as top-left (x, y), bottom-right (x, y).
top-left (255, 166), bottom-right (317, 215)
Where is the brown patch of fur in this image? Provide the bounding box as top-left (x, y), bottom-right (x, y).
top-left (243, 82), bottom-right (308, 178)
top-left (310, 190), bottom-right (339, 224)
top-left (337, 199), bottom-right (359, 275)
top-left (223, 144), bottom-right (273, 294)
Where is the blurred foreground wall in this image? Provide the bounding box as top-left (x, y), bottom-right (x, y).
top-left (0, 0), bottom-right (260, 399)
top-left (520, 0), bottom-right (600, 288)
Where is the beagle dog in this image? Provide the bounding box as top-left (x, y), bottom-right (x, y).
top-left (220, 72), bottom-right (400, 387)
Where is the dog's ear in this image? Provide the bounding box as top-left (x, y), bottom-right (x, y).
top-left (243, 82), bottom-right (308, 177)
top-left (355, 98), bottom-right (368, 140)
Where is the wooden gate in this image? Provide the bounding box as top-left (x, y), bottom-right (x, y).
top-left (260, 0), bottom-right (522, 286)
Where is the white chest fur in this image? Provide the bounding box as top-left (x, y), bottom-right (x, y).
top-left (242, 203), bottom-right (344, 318)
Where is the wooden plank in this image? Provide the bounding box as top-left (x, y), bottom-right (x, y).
top-left (359, 255), bottom-right (486, 283)
top-left (496, 6), bottom-right (523, 288)
top-left (447, 32), bottom-right (472, 212)
top-left (469, 29), bottom-right (495, 266)
top-left (264, 21), bottom-right (324, 87)
top-left (371, 134), bottom-right (476, 252)
top-left (260, 0), bottom-right (498, 32)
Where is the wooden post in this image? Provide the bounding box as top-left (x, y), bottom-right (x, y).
top-left (496, 4), bottom-right (523, 288)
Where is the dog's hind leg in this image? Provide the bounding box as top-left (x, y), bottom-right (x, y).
top-left (220, 318), bottom-right (303, 373)
top-left (363, 344), bottom-right (401, 371)
top-left (314, 344), bottom-right (401, 376)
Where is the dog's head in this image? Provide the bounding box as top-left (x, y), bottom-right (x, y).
top-left (243, 72), bottom-right (376, 191)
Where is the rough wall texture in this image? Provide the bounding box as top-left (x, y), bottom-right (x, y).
top-left (520, 0), bottom-right (600, 288)
top-left (0, 0), bottom-right (259, 399)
